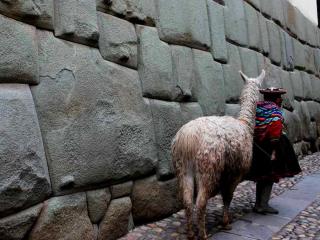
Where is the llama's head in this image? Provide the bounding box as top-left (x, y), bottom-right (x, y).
top-left (239, 70), bottom-right (265, 88)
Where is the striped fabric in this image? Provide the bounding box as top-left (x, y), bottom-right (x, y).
top-left (255, 101), bottom-right (284, 142)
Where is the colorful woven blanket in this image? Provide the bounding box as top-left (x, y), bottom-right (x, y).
top-left (255, 101), bottom-right (284, 142)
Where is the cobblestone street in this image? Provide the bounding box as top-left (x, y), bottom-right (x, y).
top-left (121, 153), bottom-right (320, 240)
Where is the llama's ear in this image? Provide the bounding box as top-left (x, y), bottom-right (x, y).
top-left (239, 70), bottom-right (248, 83)
top-left (256, 69), bottom-right (266, 86)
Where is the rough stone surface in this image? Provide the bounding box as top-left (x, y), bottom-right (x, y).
top-left (225, 104), bottom-right (240, 118)
top-left (97, 12), bottom-right (137, 69)
top-left (33, 31), bottom-right (157, 194)
top-left (192, 49), bottom-right (225, 116)
top-left (300, 72), bottom-right (313, 100)
top-left (223, 43), bottom-right (243, 103)
top-left (87, 188), bottom-right (111, 224)
top-left (149, 100), bottom-right (182, 180)
top-left (266, 20), bottom-right (281, 65)
top-left (304, 46), bottom-right (315, 73)
top-left (263, 64), bottom-right (282, 89)
top-left (0, 0), bottom-right (53, 30)
top-left (259, 0), bottom-right (272, 18)
top-left (0, 15), bottom-right (38, 84)
top-left (294, 101), bottom-right (311, 141)
top-left (244, 2), bottom-right (261, 51)
top-left (292, 38), bottom-right (306, 69)
top-left (306, 21), bottom-right (318, 47)
top-left (310, 75), bottom-right (320, 102)
top-left (239, 46), bottom-right (258, 78)
top-left (98, 197), bottom-right (132, 240)
top-left (207, 0), bottom-right (227, 62)
top-left (280, 29), bottom-right (294, 70)
top-left (270, 0), bottom-right (285, 26)
top-left (283, 109), bottom-right (302, 143)
top-left (53, 0), bottom-right (99, 46)
top-left (294, 6), bottom-right (307, 42)
top-left (0, 84), bottom-right (51, 217)
top-left (258, 12), bottom-right (270, 55)
top-left (224, 0), bottom-right (248, 46)
top-left (280, 70), bottom-right (294, 111)
top-left (137, 25), bottom-right (175, 101)
top-left (290, 71), bottom-right (304, 101)
top-left (29, 193), bottom-right (94, 240)
top-left (132, 176), bottom-right (182, 223)
top-left (171, 45), bottom-right (195, 101)
top-left (283, 0), bottom-right (297, 37)
top-left (246, 0), bottom-right (260, 9)
top-left (179, 102), bottom-right (203, 124)
top-left (0, 204), bottom-right (43, 240)
top-left (155, 0), bottom-right (210, 50)
top-left (96, 0), bottom-right (157, 26)
top-left (110, 181), bottom-right (133, 199)
top-left (314, 48), bottom-right (320, 76)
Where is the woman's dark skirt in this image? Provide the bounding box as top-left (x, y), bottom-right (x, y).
top-left (246, 134), bottom-right (302, 183)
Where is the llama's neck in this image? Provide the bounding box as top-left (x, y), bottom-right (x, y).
top-left (238, 84), bottom-right (258, 132)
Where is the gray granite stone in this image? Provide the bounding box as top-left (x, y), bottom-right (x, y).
top-left (98, 12), bottom-right (137, 68)
top-left (292, 38), bottom-right (306, 69)
top-left (171, 45), bottom-right (195, 101)
top-left (33, 31), bottom-right (157, 194)
top-left (29, 193), bottom-right (94, 240)
top-left (87, 188), bottom-right (111, 224)
top-left (258, 13), bottom-right (269, 55)
top-left (300, 72), bottom-right (313, 100)
top-left (305, 46), bottom-right (315, 73)
top-left (53, 0), bottom-right (99, 46)
top-left (244, 1), bottom-right (261, 51)
top-left (0, 204), bottom-right (43, 240)
top-left (267, 20), bottom-right (281, 65)
top-left (207, 0), bottom-right (227, 62)
top-left (310, 75), bottom-right (320, 102)
top-left (283, 1), bottom-right (298, 37)
top-left (149, 99), bottom-right (182, 180)
top-left (0, 0), bottom-right (53, 30)
top-left (295, 7), bottom-right (307, 42)
top-left (0, 84), bottom-right (51, 217)
top-left (110, 181), bottom-right (133, 199)
top-left (314, 48), bottom-right (320, 76)
top-left (283, 109), bottom-right (302, 143)
top-left (137, 25), bottom-right (175, 100)
top-left (280, 29), bottom-right (294, 70)
top-left (192, 49), bottom-right (225, 116)
top-left (294, 101), bottom-right (311, 140)
top-left (280, 70), bottom-right (294, 111)
top-left (223, 43), bottom-right (243, 103)
top-left (132, 176), bottom-right (182, 223)
top-left (98, 197), bottom-right (132, 240)
top-left (290, 71), bottom-right (303, 100)
top-left (0, 15), bottom-right (38, 84)
top-left (270, 0), bottom-right (285, 26)
top-left (224, 0), bottom-right (248, 46)
top-left (306, 21), bottom-right (318, 47)
top-left (155, 0), bottom-right (210, 50)
top-left (306, 101), bottom-right (320, 125)
top-left (262, 64), bottom-right (282, 89)
top-left (239, 47), bottom-right (259, 78)
top-left (225, 104), bottom-right (240, 118)
top-left (96, 0), bottom-right (157, 26)
top-left (246, 0), bottom-right (260, 10)
top-left (180, 102), bottom-right (203, 124)
top-left (259, 0), bottom-right (272, 18)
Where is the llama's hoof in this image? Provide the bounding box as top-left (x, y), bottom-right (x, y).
top-left (221, 224), bottom-right (232, 230)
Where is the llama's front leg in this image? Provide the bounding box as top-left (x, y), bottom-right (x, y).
top-left (196, 187), bottom-right (209, 240)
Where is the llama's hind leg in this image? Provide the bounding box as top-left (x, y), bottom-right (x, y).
top-left (195, 184), bottom-right (209, 240)
top-left (181, 176), bottom-right (195, 240)
top-left (221, 180), bottom-right (240, 230)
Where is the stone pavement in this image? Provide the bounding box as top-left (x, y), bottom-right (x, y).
top-left (120, 153), bottom-right (320, 240)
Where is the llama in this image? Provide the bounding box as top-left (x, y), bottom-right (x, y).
top-left (171, 70), bottom-right (266, 239)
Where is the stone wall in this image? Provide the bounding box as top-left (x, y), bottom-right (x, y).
top-left (1, 0), bottom-right (320, 239)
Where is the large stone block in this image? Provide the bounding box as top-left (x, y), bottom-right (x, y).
top-left (207, 0), bottom-right (227, 62)
top-left (180, 102), bottom-right (203, 124)
top-left (292, 38), bottom-right (306, 69)
top-left (110, 181), bottom-right (133, 199)
top-left (225, 104), bottom-right (240, 118)
top-left (0, 84), bottom-right (51, 217)
top-left (155, 0), bottom-right (210, 50)
top-left (266, 20), bottom-right (281, 65)
top-left (0, 0), bottom-right (53, 30)
top-left (192, 49), bottom-right (225, 116)
top-left (132, 176), bottom-right (182, 223)
top-left (280, 29), bottom-right (294, 70)
top-left (149, 99), bottom-right (182, 180)
top-left (310, 75), bottom-right (320, 102)
top-left (0, 204), bottom-right (43, 240)
top-left (306, 21), bottom-right (318, 47)
top-left (294, 101), bottom-right (311, 141)
top-left (98, 197), bottom-right (132, 240)
top-left (314, 48), bottom-right (320, 76)
top-left (259, 0), bottom-right (272, 18)
top-left (280, 70), bottom-right (294, 111)
top-left (246, 0), bottom-right (260, 9)
top-left (171, 45), bottom-right (195, 101)
top-left (33, 31), bottom-right (157, 194)
top-left (29, 193), bottom-right (95, 240)
top-left (300, 72), bottom-right (313, 100)
top-left (263, 65), bottom-right (282, 89)
top-left (0, 15), bottom-right (38, 84)
top-left (290, 71), bottom-right (304, 100)
top-left (137, 25), bottom-right (175, 100)
top-left (258, 13), bottom-right (270, 55)
top-left (224, 0), bottom-right (248, 46)
top-left (283, 0), bottom-right (297, 37)
top-left (283, 109), bottom-right (302, 143)
top-left (223, 43), bottom-right (243, 103)
top-left (294, 7), bottom-right (307, 42)
top-left (86, 188), bottom-right (111, 224)
top-left (306, 101), bottom-right (320, 126)
top-left (96, 0), bottom-right (157, 26)
top-left (244, 2), bottom-right (261, 51)
top-left (304, 46), bottom-right (315, 73)
top-left (239, 47), bottom-right (259, 78)
top-left (97, 13), bottom-right (137, 69)
top-left (53, 0), bottom-right (99, 46)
